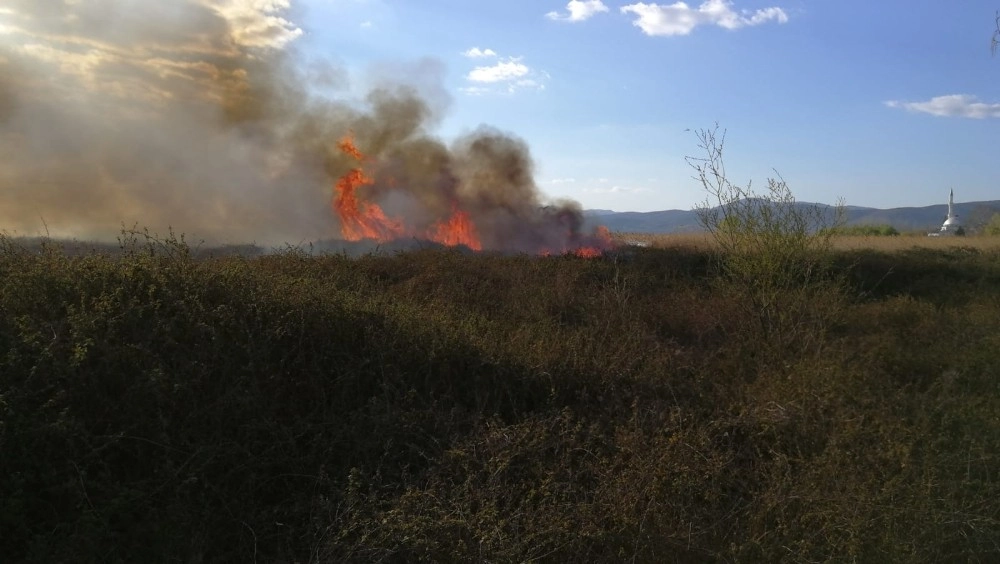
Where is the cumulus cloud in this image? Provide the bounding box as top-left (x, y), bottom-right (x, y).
top-left (620, 0), bottom-right (788, 36)
top-left (885, 94), bottom-right (1000, 119)
top-left (462, 53), bottom-right (547, 95)
top-left (463, 47), bottom-right (497, 58)
top-left (468, 59), bottom-right (530, 83)
top-left (546, 0), bottom-right (610, 22)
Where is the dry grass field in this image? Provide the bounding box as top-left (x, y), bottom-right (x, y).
top-left (614, 231), bottom-right (1000, 252)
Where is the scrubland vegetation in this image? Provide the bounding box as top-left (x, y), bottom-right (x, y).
top-left (821, 224), bottom-right (900, 237)
top-left (2, 226), bottom-right (1000, 563)
top-left (619, 230), bottom-right (1000, 251)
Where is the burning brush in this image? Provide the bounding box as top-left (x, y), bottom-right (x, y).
top-left (332, 135), bottom-right (613, 256)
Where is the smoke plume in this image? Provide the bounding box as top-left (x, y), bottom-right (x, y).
top-left (0, 0), bottom-right (609, 252)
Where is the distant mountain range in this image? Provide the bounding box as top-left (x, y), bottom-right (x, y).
top-left (585, 200), bottom-right (1000, 234)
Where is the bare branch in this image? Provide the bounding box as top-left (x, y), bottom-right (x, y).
top-left (993, 11), bottom-right (999, 56)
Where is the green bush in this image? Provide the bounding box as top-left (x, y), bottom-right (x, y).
top-left (688, 126), bottom-right (847, 357)
top-left (984, 213), bottom-right (1000, 236)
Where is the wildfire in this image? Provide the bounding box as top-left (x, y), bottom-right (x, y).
top-left (568, 226), bottom-right (613, 258)
top-left (428, 203), bottom-right (482, 251)
top-left (333, 137), bottom-right (404, 242)
top-left (333, 135), bottom-right (483, 249)
top-left (332, 135), bottom-right (611, 257)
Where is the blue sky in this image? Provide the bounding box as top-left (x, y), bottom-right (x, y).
top-left (294, 0), bottom-right (1000, 212)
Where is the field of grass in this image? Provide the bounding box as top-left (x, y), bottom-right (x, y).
top-left (2, 232), bottom-right (1000, 562)
top-left (616, 231), bottom-right (1000, 251)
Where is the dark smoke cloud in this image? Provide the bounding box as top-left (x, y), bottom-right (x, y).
top-left (0, 0), bottom-right (602, 251)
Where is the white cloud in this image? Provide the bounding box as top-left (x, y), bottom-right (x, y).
top-left (360, 20), bottom-right (373, 28)
top-left (885, 94), bottom-right (1000, 119)
top-left (467, 59), bottom-right (529, 83)
top-left (462, 52), bottom-right (547, 95)
top-left (463, 47), bottom-right (497, 58)
top-left (549, 178), bottom-right (578, 184)
top-left (546, 0), bottom-right (609, 22)
top-left (620, 0), bottom-right (788, 36)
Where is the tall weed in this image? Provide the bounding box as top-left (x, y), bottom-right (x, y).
top-left (688, 126), bottom-right (847, 358)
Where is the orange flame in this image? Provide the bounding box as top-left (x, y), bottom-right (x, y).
top-left (563, 226), bottom-right (613, 258)
top-left (333, 136), bottom-right (404, 242)
top-left (427, 203), bottom-right (481, 250)
top-left (334, 136), bottom-right (481, 249)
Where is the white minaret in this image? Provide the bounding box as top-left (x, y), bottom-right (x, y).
top-left (940, 188), bottom-right (963, 234)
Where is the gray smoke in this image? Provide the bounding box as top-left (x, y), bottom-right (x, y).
top-left (0, 0), bottom-right (605, 251)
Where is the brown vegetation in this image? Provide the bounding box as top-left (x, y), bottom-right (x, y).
top-left (2, 230), bottom-right (999, 562)
top-left (618, 231), bottom-right (1000, 252)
